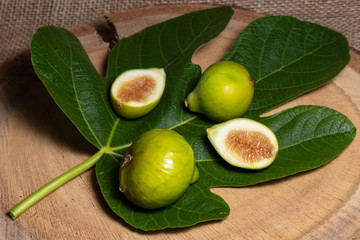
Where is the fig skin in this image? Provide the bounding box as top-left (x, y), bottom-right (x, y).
top-left (185, 61), bottom-right (254, 122)
top-left (119, 129), bottom-right (197, 209)
top-left (110, 68), bottom-right (166, 119)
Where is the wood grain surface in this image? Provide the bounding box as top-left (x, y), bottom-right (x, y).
top-left (1, 4), bottom-right (360, 239)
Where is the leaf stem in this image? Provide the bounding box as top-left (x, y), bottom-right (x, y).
top-left (9, 148), bottom-right (106, 220)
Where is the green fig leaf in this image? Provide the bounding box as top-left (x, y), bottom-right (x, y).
top-left (30, 25), bottom-right (119, 149)
top-left (30, 7), bottom-right (355, 231)
top-left (192, 105), bottom-right (356, 187)
top-left (222, 16), bottom-right (350, 118)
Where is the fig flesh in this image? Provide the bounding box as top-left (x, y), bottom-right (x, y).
top-left (207, 118), bottom-right (278, 169)
top-left (185, 61), bottom-right (254, 122)
top-left (119, 129), bottom-right (198, 209)
top-left (110, 68), bottom-right (166, 119)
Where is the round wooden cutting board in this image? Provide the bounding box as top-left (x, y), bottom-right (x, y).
top-left (1, 4), bottom-right (360, 239)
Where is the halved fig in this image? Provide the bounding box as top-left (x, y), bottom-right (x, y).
top-left (110, 68), bottom-right (166, 119)
top-left (207, 118), bottom-right (278, 170)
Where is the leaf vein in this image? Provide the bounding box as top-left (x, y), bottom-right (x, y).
top-left (256, 34), bottom-right (343, 84)
top-left (66, 34), bottom-right (103, 147)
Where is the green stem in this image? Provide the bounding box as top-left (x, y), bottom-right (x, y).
top-left (9, 148), bottom-right (106, 220)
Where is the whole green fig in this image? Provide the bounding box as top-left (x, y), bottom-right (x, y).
top-left (119, 129), bottom-right (198, 209)
top-left (185, 61), bottom-right (254, 122)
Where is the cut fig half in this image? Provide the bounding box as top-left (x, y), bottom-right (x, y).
top-left (110, 68), bottom-right (166, 119)
top-left (207, 118), bottom-right (278, 170)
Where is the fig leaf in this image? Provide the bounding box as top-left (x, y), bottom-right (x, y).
top-left (222, 16), bottom-right (350, 118)
top-left (29, 7), bottom-right (355, 231)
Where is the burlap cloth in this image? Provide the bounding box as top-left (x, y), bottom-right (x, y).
top-left (1, 0), bottom-right (359, 64)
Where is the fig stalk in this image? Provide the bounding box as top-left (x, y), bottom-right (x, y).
top-left (9, 148), bottom-right (109, 220)
top-left (184, 92), bottom-right (200, 113)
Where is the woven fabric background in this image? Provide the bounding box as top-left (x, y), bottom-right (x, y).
top-left (1, 0), bottom-right (359, 64)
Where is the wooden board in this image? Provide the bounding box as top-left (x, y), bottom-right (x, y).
top-left (1, 4), bottom-right (360, 239)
